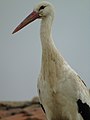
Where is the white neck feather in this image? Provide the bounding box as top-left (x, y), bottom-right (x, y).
top-left (40, 15), bottom-right (65, 75)
top-left (40, 16), bottom-right (55, 50)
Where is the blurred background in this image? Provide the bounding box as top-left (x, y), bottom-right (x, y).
top-left (0, 0), bottom-right (90, 101)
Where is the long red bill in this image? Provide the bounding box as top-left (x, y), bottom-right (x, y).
top-left (12, 11), bottom-right (39, 34)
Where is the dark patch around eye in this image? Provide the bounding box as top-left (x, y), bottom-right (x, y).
top-left (39, 6), bottom-right (46, 11)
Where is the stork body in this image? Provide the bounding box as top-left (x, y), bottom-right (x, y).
top-left (37, 7), bottom-right (90, 120)
top-left (13, 1), bottom-right (90, 120)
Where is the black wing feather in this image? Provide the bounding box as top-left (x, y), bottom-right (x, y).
top-left (40, 103), bottom-right (46, 113)
top-left (77, 99), bottom-right (90, 120)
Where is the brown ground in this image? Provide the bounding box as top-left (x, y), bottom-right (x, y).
top-left (0, 97), bottom-right (46, 120)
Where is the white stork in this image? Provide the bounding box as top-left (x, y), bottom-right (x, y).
top-left (12, 1), bottom-right (90, 120)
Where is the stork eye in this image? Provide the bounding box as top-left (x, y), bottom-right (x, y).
top-left (39, 6), bottom-right (46, 11)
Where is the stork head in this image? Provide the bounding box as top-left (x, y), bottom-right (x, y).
top-left (12, 1), bottom-right (54, 34)
top-left (34, 1), bottom-right (54, 19)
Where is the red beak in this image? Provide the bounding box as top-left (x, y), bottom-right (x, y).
top-left (12, 11), bottom-right (39, 34)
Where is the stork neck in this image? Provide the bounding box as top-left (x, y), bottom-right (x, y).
top-left (40, 16), bottom-right (55, 50)
top-left (40, 16), bottom-right (65, 81)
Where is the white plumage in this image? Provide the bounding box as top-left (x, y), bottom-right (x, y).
top-left (13, 1), bottom-right (90, 120)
